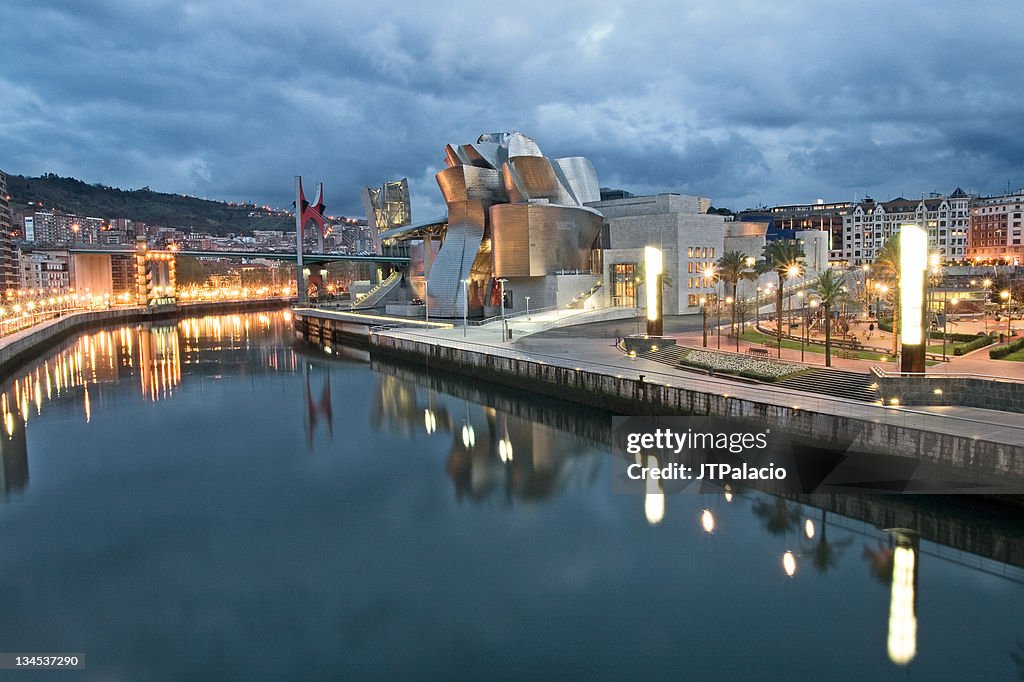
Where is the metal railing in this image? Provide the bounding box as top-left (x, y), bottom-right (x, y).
top-left (467, 305), bottom-right (558, 326)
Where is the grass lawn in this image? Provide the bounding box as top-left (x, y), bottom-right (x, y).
top-left (740, 330), bottom-right (897, 363)
top-left (994, 348), bottom-right (1024, 362)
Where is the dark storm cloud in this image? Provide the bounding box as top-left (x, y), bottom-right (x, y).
top-left (2, 0), bottom-right (1022, 217)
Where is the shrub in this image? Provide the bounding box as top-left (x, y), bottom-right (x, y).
top-left (990, 337), bottom-right (1024, 359)
top-left (953, 335), bottom-right (996, 356)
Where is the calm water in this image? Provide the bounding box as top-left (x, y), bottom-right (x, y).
top-left (0, 311), bottom-right (1021, 680)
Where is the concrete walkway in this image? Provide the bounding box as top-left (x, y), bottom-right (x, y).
top-left (373, 312), bottom-right (1024, 448)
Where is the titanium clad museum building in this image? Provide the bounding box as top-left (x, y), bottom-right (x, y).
top-left (363, 131), bottom-right (798, 318)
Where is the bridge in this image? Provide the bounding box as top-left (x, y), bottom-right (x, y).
top-left (68, 248), bottom-right (410, 265)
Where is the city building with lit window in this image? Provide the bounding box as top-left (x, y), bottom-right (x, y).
top-left (840, 189), bottom-right (970, 266)
top-left (967, 189), bottom-right (1024, 263)
top-left (739, 200), bottom-right (853, 265)
top-left (0, 170), bottom-right (19, 294)
top-left (19, 249), bottom-right (71, 293)
top-left (27, 210), bottom-right (103, 245)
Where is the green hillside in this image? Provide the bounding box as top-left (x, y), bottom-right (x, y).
top-left (6, 174), bottom-right (294, 235)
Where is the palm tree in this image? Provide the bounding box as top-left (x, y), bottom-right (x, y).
top-left (764, 241), bottom-right (804, 358)
top-left (810, 510), bottom-right (854, 575)
top-left (812, 269), bottom-right (849, 367)
top-left (873, 237), bottom-right (900, 355)
top-left (716, 251), bottom-right (754, 346)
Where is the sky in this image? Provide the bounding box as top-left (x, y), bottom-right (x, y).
top-left (2, 0), bottom-right (1023, 218)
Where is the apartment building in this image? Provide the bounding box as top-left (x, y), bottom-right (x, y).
top-left (839, 189), bottom-right (970, 266)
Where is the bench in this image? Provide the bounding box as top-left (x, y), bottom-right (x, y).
top-left (746, 347), bottom-right (770, 357)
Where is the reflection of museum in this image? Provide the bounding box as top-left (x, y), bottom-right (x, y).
top-left (370, 374), bottom-right (601, 504)
top-left (363, 131), bottom-right (830, 317)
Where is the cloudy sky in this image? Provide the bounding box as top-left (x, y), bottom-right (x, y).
top-left (2, 0), bottom-right (1022, 217)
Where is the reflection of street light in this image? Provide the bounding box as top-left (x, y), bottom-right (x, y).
top-left (783, 550), bottom-right (797, 577)
top-left (701, 509), bottom-right (715, 534)
top-left (525, 296), bottom-right (531, 320)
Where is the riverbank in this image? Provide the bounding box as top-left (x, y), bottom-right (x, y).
top-left (0, 298), bottom-right (292, 378)
top-left (364, 325), bottom-right (1024, 487)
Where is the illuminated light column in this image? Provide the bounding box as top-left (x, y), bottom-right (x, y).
top-left (134, 236), bottom-right (148, 306)
top-left (168, 252), bottom-right (177, 299)
top-left (899, 224), bottom-right (928, 373)
top-left (645, 246), bottom-right (663, 337)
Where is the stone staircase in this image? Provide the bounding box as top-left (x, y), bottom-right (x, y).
top-left (352, 271), bottom-right (401, 309)
top-left (772, 367), bottom-right (880, 402)
top-left (566, 280), bottom-right (603, 309)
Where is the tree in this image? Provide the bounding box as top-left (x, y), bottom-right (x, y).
top-left (764, 241), bottom-right (804, 358)
top-left (873, 237), bottom-right (900, 354)
top-left (175, 255), bottom-right (206, 286)
top-left (716, 251), bottom-right (755, 344)
top-left (812, 269), bottom-right (849, 367)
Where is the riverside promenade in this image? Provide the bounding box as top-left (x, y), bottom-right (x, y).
top-left (0, 298), bottom-right (292, 376)
top-left (367, 309), bottom-right (1024, 484)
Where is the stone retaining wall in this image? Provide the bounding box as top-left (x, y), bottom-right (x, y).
top-left (873, 368), bottom-right (1024, 413)
top-left (371, 332), bottom-right (1024, 479)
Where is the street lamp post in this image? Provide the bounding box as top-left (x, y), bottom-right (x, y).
top-left (726, 296), bottom-right (737, 351)
top-left (984, 278), bottom-right (992, 334)
top-left (755, 286), bottom-right (762, 329)
top-left (497, 278), bottom-right (508, 322)
top-left (424, 279), bottom-right (429, 324)
top-left (795, 289), bottom-right (804, 341)
top-left (700, 296), bottom-right (708, 347)
top-left (944, 297), bottom-right (958, 361)
top-left (1002, 290), bottom-right (1011, 337)
top-left (461, 278), bottom-right (470, 338)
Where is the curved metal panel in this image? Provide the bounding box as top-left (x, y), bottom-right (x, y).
top-left (465, 142), bottom-right (501, 169)
top-left (553, 157), bottom-right (601, 205)
top-left (436, 166), bottom-right (504, 204)
top-left (426, 199), bottom-right (490, 317)
top-left (444, 144), bottom-right (467, 168)
top-left (506, 157), bottom-right (575, 205)
top-left (491, 203), bottom-right (603, 277)
top-left (506, 132), bottom-right (543, 158)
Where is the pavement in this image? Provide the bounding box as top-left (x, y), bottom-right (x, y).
top-left (371, 308), bottom-right (1024, 448)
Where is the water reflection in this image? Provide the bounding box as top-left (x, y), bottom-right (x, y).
top-left (0, 313), bottom-right (296, 430)
top-left (369, 373), bottom-right (602, 505)
top-left (0, 315), bottom-right (1022, 677)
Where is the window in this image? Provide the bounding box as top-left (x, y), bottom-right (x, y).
top-left (611, 263), bottom-right (637, 307)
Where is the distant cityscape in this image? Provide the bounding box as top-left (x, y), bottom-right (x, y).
top-left (1, 166), bottom-right (1022, 302)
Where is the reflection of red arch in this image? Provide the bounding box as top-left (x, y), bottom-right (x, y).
top-left (305, 366), bottom-right (333, 447)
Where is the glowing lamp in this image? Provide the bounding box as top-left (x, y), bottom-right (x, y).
top-left (899, 224), bottom-right (928, 371)
top-left (644, 246), bottom-right (663, 337)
